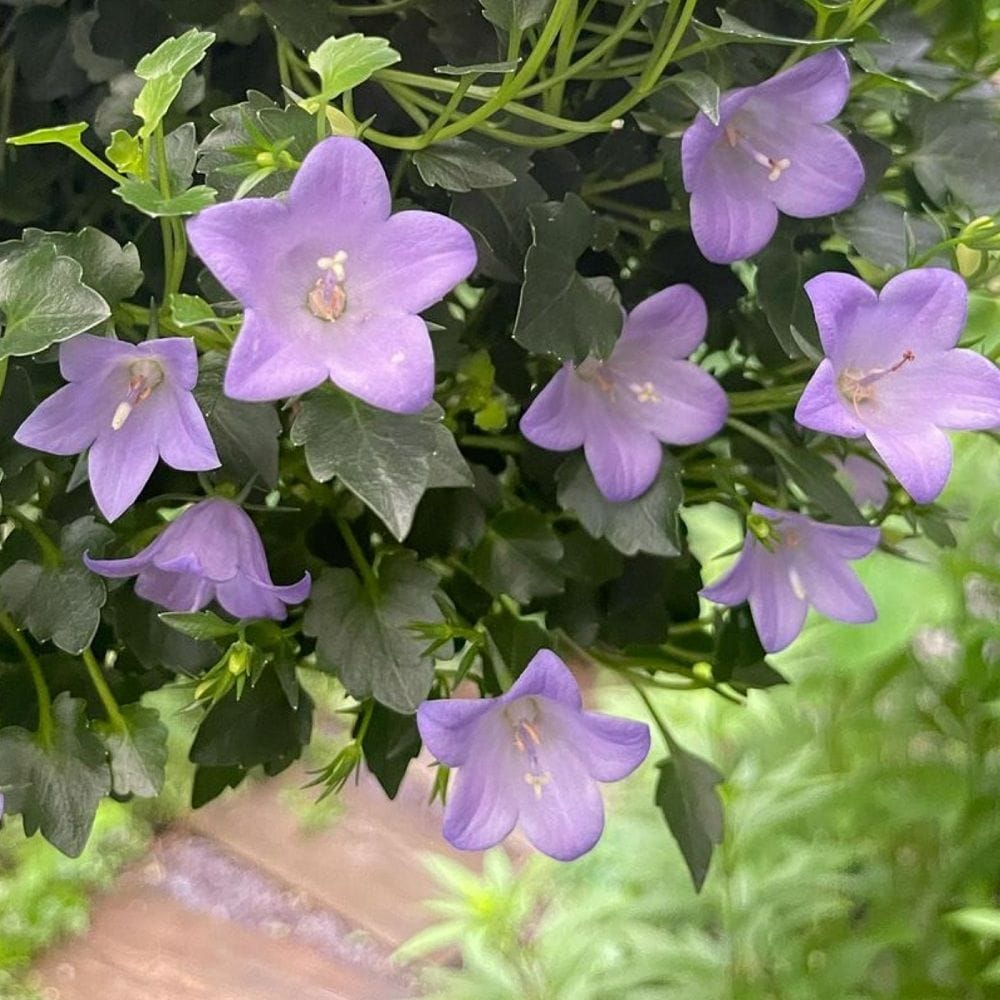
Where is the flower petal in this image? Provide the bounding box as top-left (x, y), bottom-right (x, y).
top-left (134, 568), bottom-right (214, 612)
top-left (417, 697), bottom-right (496, 767)
top-left (747, 551), bottom-right (809, 652)
top-left (351, 210), bottom-right (477, 315)
top-left (583, 411), bottom-right (663, 502)
top-left (700, 546), bottom-right (754, 607)
top-left (156, 389), bottom-right (220, 471)
top-left (681, 89), bottom-right (753, 186)
top-left (520, 367), bottom-right (590, 452)
top-left (83, 547), bottom-right (155, 578)
top-left (215, 571), bottom-right (310, 620)
top-left (224, 310), bottom-right (330, 402)
top-left (505, 649), bottom-right (583, 710)
top-left (569, 709), bottom-right (650, 782)
top-left (138, 336), bottom-right (199, 390)
top-left (876, 268), bottom-right (968, 353)
top-left (808, 520), bottom-right (880, 560)
top-left (749, 48), bottom-right (852, 123)
top-left (867, 423), bottom-right (953, 504)
top-left (804, 272), bottom-right (879, 364)
top-left (795, 358), bottom-right (867, 438)
top-left (794, 550), bottom-right (876, 624)
top-left (619, 284), bottom-right (708, 359)
top-left (14, 382), bottom-right (104, 455)
top-left (88, 420), bottom-right (161, 522)
top-left (325, 311), bottom-right (434, 414)
top-left (59, 334), bottom-right (131, 382)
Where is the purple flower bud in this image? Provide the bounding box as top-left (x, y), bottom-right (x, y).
top-left (827, 453), bottom-right (889, 510)
top-left (14, 335), bottom-right (220, 522)
top-left (186, 137), bottom-right (478, 413)
top-left (701, 502), bottom-right (880, 652)
top-left (417, 650), bottom-right (650, 861)
top-left (681, 49), bottom-right (865, 263)
top-left (84, 498), bottom-right (310, 620)
top-left (520, 285), bottom-right (728, 502)
top-left (795, 268), bottom-right (1000, 503)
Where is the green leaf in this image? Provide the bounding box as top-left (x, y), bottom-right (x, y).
top-left (113, 177), bottom-right (217, 217)
top-left (257, 0), bottom-right (345, 51)
top-left (654, 736), bottom-right (725, 892)
top-left (482, 606), bottom-right (549, 674)
top-left (513, 193), bottom-right (623, 363)
top-left (0, 244), bottom-right (110, 359)
top-left (106, 129), bottom-right (144, 175)
top-left (665, 70), bottom-right (721, 124)
top-left (0, 693), bottom-right (111, 857)
top-left (159, 610), bottom-right (240, 641)
top-left (693, 12), bottom-right (851, 48)
top-left (0, 517), bottom-right (113, 654)
top-left (100, 704), bottom-right (167, 798)
top-left (469, 508), bottom-right (565, 603)
top-left (290, 387), bottom-right (471, 542)
top-left (556, 453), bottom-right (682, 558)
top-left (413, 139), bottom-right (516, 193)
top-left (479, 0), bottom-right (553, 31)
top-left (6, 122), bottom-right (88, 149)
top-left (834, 196), bottom-right (944, 270)
top-left (303, 554), bottom-right (445, 714)
top-left (194, 352), bottom-right (281, 489)
top-left (304, 33), bottom-right (401, 112)
top-left (946, 908), bottom-right (1000, 940)
top-left (191, 764), bottom-right (246, 808)
top-left (773, 440), bottom-right (866, 525)
top-left (712, 605), bottom-right (786, 691)
top-left (435, 60), bottom-right (519, 76)
top-left (361, 702), bottom-right (422, 799)
top-left (167, 292), bottom-right (221, 327)
top-left (133, 29), bottom-right (215, 140)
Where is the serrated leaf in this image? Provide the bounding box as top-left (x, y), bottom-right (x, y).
top-left (113, 177), bottom-right (217, 217)
top-left (693, 11), bottom-right (852, 48)
top-left (413, 139), bottom-right (517, 192)
top-left (290, 387), bottom-right (471, 542)
top-left (556, 453), bottom-right (682, 557)
top-left (133, 29), bottom-right (215, 140)
top-left (303, 554), bottom-right (444, 714)
top-left (654, 736), bottom-right (725, 892)
top-left (106, 129), bottom-right (144, 174)
top-left (0, 693), bottom-right (111, 857)
top-left (100, 704), bottom-right (167, 798)
top-left (304, 33), bottom-right (401, 112)
top-left (0, 244), bottom-right (110, 359)
top-left (513, 193), bottom-right (623, 363)
top-left (469, 508), bottom-right (565, 603)
top-left (159, 610), bottom-right (240, 641)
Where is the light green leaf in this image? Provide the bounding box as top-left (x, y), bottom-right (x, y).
top-left (168, 292), bottom-right (221, 328)
top-left (105, 129), bottom-right (144, 175)
top-left (113, 178), bottom-right (217, 217)
top-left (134, 29), bottom-right (215, 140)
top-left (159, 610), bottom-right (241, 641)
top-left (304, 33), bottom-right (401, 112)
top-left (6, 122), bottom-right (88, 148)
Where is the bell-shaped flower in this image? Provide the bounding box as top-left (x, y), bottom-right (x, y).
top-left (520, 285), bottom-right (728, 502)
top-left (701, 502), bottom-right (880, 652)
top-left (681, 49), bottom-right (864, 263)
top-left (795, 268), bottom-right (1000, 503)
top-left (14, 335), bottom-right (219, 522)
top-left (84, 498), bottom-right (310, 620)
top-left (827, 453), bottom-right (889, 509)
top-left (417, 649), bottom-right (650, 861)
top-left (186, 137), bottom-right (477, 413)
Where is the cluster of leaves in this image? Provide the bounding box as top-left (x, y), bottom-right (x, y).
top-left (0, 0), bottom-right (997, 882)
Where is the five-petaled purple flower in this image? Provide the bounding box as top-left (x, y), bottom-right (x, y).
top-left (828, 453), bottom-right (889, 510)
top-left (520, 285), bottom-right (728, 502)
top-left (701, 502), bottom-right (880, 652)
top-left (186, 137), bottom-right (477, 413)
top-left (417, 649), bottom-right (650, 861)
top-left (84, 498), bottom-right (310, 620)
top-left (795, 268), bottom-right (1000, 503)
top-left (14, 335), bottom-right (219, 522)
top-left (681, 49), bottom-right (864, 264)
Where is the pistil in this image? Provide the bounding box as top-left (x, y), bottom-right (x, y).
top-left (112, 359), bottom-right (164, 430)
top-left (725, 124), bottom-right (791, 182)
top-left (308, 251), bottom-right (349, 321)
top-left (838, 350), bottom-right (916, 415)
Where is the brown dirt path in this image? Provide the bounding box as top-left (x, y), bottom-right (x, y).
top-left (27, 765), bottom-right (479, 1000)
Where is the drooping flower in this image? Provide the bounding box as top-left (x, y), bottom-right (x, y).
top-left (827, 453), bottom-right (889, 509)
top-left (84, 498), bottom-right (310, 620)
top-left (186, 137), bottom-right (477, 413)
top-left (14, 335), bottom-right (219, 522)
top-left (794, 268), bottom-right (1000, 503)
top-left (701, 502), bottom-right (880, 652)
top-left (520, 285), bottom-right (728, 502)
top-left (681, 49), bottom-right (864, 264)
top-left (417, 649), bottom-right (650, 861)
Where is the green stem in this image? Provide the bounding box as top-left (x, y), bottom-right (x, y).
top-left (355, 698), bottom-right (374, 742)
top-left (581, 161), bottom-right (665, 196)
top-left (627, 673), bottom-right (674, 743)
top-left (422, 77), bottom-right (473, 143)
top-left (637, 0), bottom-right (698, 93)
top-left (153, 127), bottom-right (176, 302)
top-left (458, 433), bottom-right (525, 454)
top-left (545, 0), bottom-right (579, 114)
top-left (727, 416), bottom-right (782, 454)
top-left (0, 610), bottom-right (53, 745)
top-left (7, 510), bottom-right (61, 569)
top-left (82, 648), bottom-right (127, 730)
top-left (727, 383), bottom-right (806, 415)
top-left (336, 517), bottom-right (380, 601)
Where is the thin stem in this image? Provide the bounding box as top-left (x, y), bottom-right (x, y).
top-left (727, 416), bottom-right (782, 454)
top-left (153, 127), bottom-right (175, 303)
top-left (7, 510), bottom-right (61, 569)
top-left (336, 517), bottom-right (380, 601)
top-left (458, 433), bottom-right (525, 454)
top-left (727, 383), bottom-right (806, 415)
top-left (0, 610), bottom-right (53, 745)
top-left (82, 648), bottom-right (127, 730)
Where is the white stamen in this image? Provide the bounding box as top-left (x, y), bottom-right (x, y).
top-left (629, 381), bottom-right (660, 404)
top-left (523, 771), bottom-right (551, 799)
top-left (317, 250), bottom-right (348, 282)
top-left (788, 566), bottom-right (807, 601)
top-left (111, 401), bottom-right (133, 430)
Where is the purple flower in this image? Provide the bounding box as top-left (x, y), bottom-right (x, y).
top-left (519, 285), bottom-right (728, 502)
top-left (417, 649), bottom-right (650, 861)
top-left (700, 503), bottom-right (880, 652)
top-left (828, 453), bottom-right (889, 509)
top-left (794, 268), bottom-right (1000, 503)
top-left (186, 137), bottom-right (477, 413)
top-left (681, 49), bottom-right (864, 264)
top-left (84, 498), bottom-right (310, 620)
top-left (14, 335), bottom-right (219, 522)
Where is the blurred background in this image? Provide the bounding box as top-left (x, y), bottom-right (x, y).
top-left (1, 431), bottom-right (997, 1000)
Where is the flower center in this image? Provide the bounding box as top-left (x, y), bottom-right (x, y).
top-left (112, 359), bottom-right (164, 430)
top-left (576, 357), bottom-right (616, 395)
top-left (725, 124), bottom-right (791, 182)
top-left (629, 381), bottom-right (661, 404)
top-left (837, 350), bottom-right (916, 417)
top-left (307, 251), bottom-right (348, 321)
top-left (505, 698), bottom-right (552, 800)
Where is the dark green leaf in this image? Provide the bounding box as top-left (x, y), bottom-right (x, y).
top-left (556, 453), bottom-right (682, 557)
top-left (469, 508), bottom-right (564, 603)
top-left (654, 736), bottom-right (725, 891)
top-left (191, 764), bottom-right (246, 808)
top-left (835, 196), bottom-right (943, 270)
top-left (100, 704), bottom-right (167, 798)
top-left (713, 605), bottom-right (786, 690)
top-left (693, 11), bottom-right (851, 48)
top-left (414, 139), bottom-right (516, 192)
top-left (665, 70), bottom-right (721, 124)
top-left (513, 193), bottom-right (623, 362)
top-left (479, 0), bottom-right (553, 31)
top-left (303, 554), bottom-right (445, 714)
top-left (0, 693), bottom-right (111, 857)
top-left (482, 606), bottom-right (549, 674)
top-left (773, 441), bottom-right (866, 525)
top-left (290, 387), bottom-right (470, 541)
top-left (0, 244), bottom-right (110, 359)
top-left (361, 702), bottom-right (422, 799)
